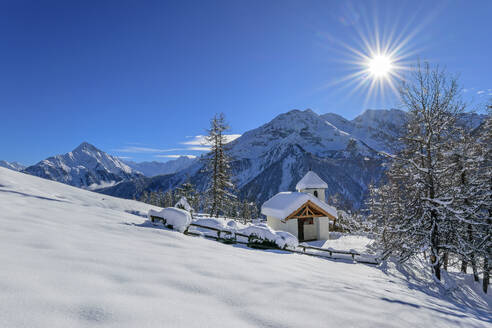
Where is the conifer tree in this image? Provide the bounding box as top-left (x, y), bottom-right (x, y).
top-left (204, 113), bottom-right (235, 217)
top-left (140, 191), bottom-right (150, 204)
top-left (240, 199), bottom-right (253, 224)
top-left (163, 190), bottom-right (174, 208)
top-left (175, 180), bottom-right (198, 212)
top-left (149, 191), bottom-right (160, 206)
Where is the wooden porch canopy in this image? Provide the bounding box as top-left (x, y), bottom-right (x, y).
top-left (284, 200), bottom-right (336, 221)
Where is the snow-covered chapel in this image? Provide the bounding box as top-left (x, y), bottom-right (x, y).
top-left (261, 171), bottom-right (337, 242)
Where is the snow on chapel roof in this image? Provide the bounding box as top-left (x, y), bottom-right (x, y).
top-left (295, 171), bottom-right (328, 190)
top-left (261, 192), bottom-right (337, 220)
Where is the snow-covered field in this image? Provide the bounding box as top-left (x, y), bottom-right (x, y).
top-left (308, 233), bottom-right (375, 254)
top-left (0, 167), bottom-right (490, 328)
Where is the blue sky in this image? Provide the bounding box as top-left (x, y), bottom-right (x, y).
top-left (1, 0), bottom-right (491, 165)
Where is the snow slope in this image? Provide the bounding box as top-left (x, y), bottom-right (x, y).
top-left (1, 167), bottom-right (490, 328)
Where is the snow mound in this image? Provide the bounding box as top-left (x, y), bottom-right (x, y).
top-left (148, 207), bottom-right (192, 232)
top-left (322, 233), bottom-right (374, 254)
top-left (296, 170), bottom-right (328, 190)
top-left (238, 223), bottom-right (298, 249)
top-left (193, 217), bottom-right (238, 231)
top-left (261, 191), bottom-right (337, 219)
top-left (273, 230), bottom-right (299, 249)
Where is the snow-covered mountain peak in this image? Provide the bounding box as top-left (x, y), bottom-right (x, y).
top-left (269, 108), bottom-right (325, 130)
top-left (73, 141), bottom-right (101, 154)
top-left (23, 142), bottom-right (141, 188)
top-left (353, 109), bottom-right (407, 127)
top-left (0, 160), bottom-right (26, 172)
top-left (229, 108), bottom-right (373, 160)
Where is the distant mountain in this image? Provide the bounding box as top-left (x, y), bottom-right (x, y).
top-left (322, 109), bottom-right (485, 154)
top-left (0, 160), bottom-right (26, 172)
top-left (321, 109), bottom-right (407, 154)
top-left (23, 142), bottom-right (142, 189)
top-left (97, 108), bottom-right (486, 210)
top-left (98, 109), bottom-right (385, 208)
top-left (457, 112), bottom-right (488, 130)
top-left (125, 156), bottom-right (196, 177)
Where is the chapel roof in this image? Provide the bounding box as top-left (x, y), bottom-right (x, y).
top-left (261, 191), bottom-right (337, 220)
top-left (295, 171), bottom-right (328, 190)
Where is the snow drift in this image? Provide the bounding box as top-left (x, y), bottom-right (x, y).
top-left (148, 207), bottom-right (192, 232)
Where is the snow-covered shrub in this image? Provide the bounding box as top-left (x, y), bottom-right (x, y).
top-left (219, 230), bottom-right (236, 244)
top-left (247, 234), bottom-right (278, 249)
top-left (238, 223), bottom-right (298, 249)
top-left (148, 207), bottom-right (192, 232)
top-left (275, 231), bottom-right (298, 249)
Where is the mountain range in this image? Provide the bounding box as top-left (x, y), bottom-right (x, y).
top-left (22, 142), bottom-right (142, 189)
top-left (97, 108), bottom-right (485, 209)
top-left (88, 109), bottom-right (402, 208)
top-left (124, 157), bottom-right (196, 177)
top-left (9, 108), bottom-right (486, 210)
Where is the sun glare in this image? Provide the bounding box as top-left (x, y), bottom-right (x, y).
top-left (367, 55), bottom-right (393, 78)
top-left (318, 1), bottom-right (425, 106)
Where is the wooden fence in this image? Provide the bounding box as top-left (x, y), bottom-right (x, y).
top-left (182, 222), bottom-right (381, 265)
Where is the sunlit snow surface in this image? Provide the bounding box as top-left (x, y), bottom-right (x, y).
top-left (308, 233), bottom-right (375, 254)
top-left (0, 167), bottom-right (490, 328)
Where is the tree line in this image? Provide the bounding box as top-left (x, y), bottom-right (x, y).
top-left (366, 61), bottom-right (491, 293)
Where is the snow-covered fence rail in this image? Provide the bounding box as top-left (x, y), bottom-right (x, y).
top-left (183, 222), bottom-right (380, 265)
top-left (283, 246), bottom-right (379, 265)
top-left (299, 245), bottom-right (361, 259)
top-left (184, 223), bottom-right (279, 248)
top-left (286, 244), bottom-right (379, 265)
top-left (184, 223), bottom-right (243, 244)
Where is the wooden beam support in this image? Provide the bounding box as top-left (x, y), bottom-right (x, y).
top-left (285, 200), bottom-right (336, 221)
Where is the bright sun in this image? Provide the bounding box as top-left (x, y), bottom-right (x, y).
top-left (367, 55), bottom-right (393, 78)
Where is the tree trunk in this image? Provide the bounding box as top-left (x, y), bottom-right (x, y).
top-left (466, 223), bottom-right (479, 281)
top-left (430, 253), bottom-right (441, 281)
top-left (460, 259), bottom-right (467, 273)
top-left (484, 212), bottom-right (491, 293)
top-left (430, 220), bottom-right (441, 281)
top-left (484, 256), bottom-right (490, 294)
top-left (443, 252), bottom-right (449, 271)
top-left (470, 252), bottom-right (479, 282)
